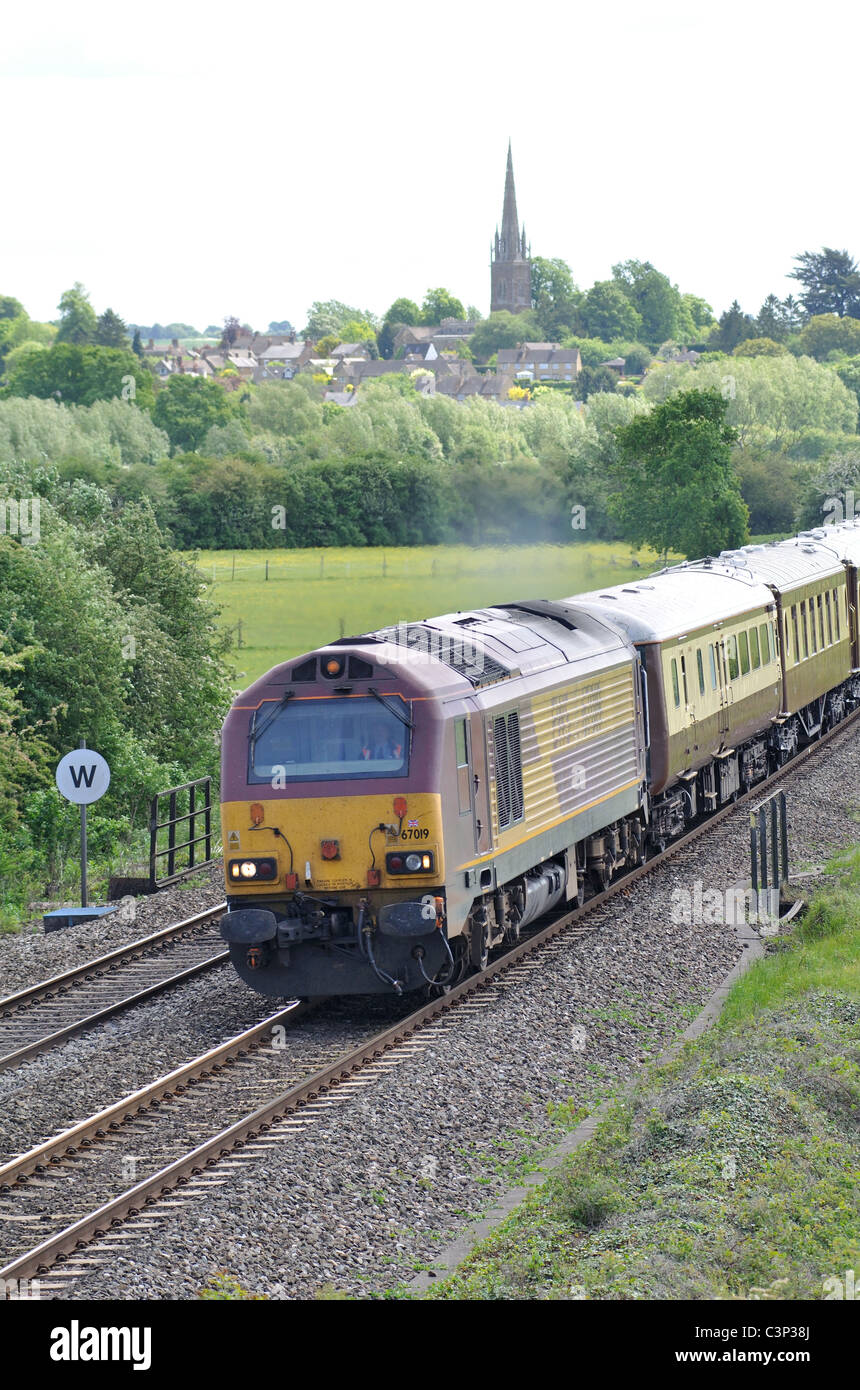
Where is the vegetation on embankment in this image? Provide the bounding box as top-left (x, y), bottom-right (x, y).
top-left (427, 847), bottom-right (860, 1300)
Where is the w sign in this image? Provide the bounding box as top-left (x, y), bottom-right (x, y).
top-left (55, 748), bottom-right (111, 805)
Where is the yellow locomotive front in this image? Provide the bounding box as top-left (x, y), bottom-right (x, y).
top-left (219, 644), bottom-right (452, 996)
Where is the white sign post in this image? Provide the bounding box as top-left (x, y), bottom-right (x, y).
top-left (55, 741), bottom-right (111, 908)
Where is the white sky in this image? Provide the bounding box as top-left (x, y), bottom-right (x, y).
top-left (4, 0), bottom-right (857, 332)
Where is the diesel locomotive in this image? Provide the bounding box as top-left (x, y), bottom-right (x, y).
top-left (219, 522), bottom-right (860, 998)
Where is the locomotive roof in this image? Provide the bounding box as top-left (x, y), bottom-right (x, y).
top-left (368, 603), bottom-right (634, 692)
top-left (565, 568), bottom-right (776, 644)
top-left (234, 602), bottom-right (636, 708)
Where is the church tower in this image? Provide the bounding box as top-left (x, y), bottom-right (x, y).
top-left (490, 142), bottom-right (532, 315)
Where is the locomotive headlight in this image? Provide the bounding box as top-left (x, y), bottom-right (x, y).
top-left (386, 851), bottom-right (435, 875)
top-left (228, 858), bottom-right (277, 882)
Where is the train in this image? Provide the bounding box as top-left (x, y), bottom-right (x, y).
top-left (219, 521), bottom-right (860, 999)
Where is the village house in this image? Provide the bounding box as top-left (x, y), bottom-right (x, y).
top-left (496, 342), bottom-right (582, 383)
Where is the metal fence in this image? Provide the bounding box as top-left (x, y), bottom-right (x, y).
top-left (149, 777), bottom-right (214, 890)
top-left (750, 788), bottom-right (789, 901)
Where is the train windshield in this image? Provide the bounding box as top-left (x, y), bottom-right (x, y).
top-left (248, 696), bottom-right (410, 783)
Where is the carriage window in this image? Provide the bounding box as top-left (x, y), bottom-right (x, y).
top-left (670, 658), bottom-right (680, 707)
top-left (790, 609), bottom-right (799, 664)
top-left (739, 631), bottom-right (750, 675)
top-left (708, 644), bottom-right (717, 690)
top-left (724, 634), bottom-right (739, 680)
top-left (825, 591), bottom-right (833, 645)
top-left (834, 589), bottom-right (841, 641)
top-left (696, 649), bottom-right (705, 696)
top-left (817, 595), bottom-right (825, 650)
top-left (750, 627), bottom-right (761, 669)
top-left (800, 602), bottom-right (809, 659)
top-left (248, 695), bottom-right (410, 783)
top-left (809, 599), bottom-right (818, 654)
top-left (680, 654), bottom-right (688, 704)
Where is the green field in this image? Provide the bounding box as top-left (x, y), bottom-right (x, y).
top-left (189, 543), bottom-right (673, 686)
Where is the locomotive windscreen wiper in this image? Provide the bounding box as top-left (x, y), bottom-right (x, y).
top-left (249, 691), bottom-right (295, 757)
top-left (367, 687), bottom-right (414, 729)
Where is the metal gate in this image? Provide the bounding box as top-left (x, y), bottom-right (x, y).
top-left (149, 777), bottom-right (214, 889)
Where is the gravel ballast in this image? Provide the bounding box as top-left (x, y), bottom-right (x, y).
top-left (11, 720), bottom-right (860, 1301)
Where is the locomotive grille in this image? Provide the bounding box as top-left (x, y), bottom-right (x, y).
top-left (494, 711), bottom-right (524, 829)
top-left (376, 624), bottom-right (512, 688)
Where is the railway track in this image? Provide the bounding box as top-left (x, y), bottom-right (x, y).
top-left (2, 707), bottom-right (857, 1295)
top-left (0, 903), bottom-right (228, 1071)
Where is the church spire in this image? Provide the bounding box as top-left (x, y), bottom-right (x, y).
top-left (499, 139), bottom-right (521, 259)
top-left (490, 141), bottom-right (532, 315)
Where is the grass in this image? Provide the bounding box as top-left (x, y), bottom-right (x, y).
top-left (187, 542), bottom-right (674, 685)
top-left (424, 846), bottom-right (860, 1300)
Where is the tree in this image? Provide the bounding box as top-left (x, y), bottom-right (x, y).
top-left (469, 310), bottom-right (540, 361)
top-left (304, 300), bottom-right (379, 340)
top-left (132, 329), bottom-right (144, 359)
top-left (790, 247), bottom-right (860, 318)
top-left (339, 318), bottom-right (378, 348)
top-left (5, 343), bottom-right (154, 409)
top-left (0, 296), bottom-right (24, 321)
top-left (796, 314), bottom-right (860, 360)
top-left (710, 300), bottom-right (756, 353)
top-left (421, 288), bottom-right (465, 324)
top-left (220, 316), bottom-right (242, 349)
top-left (609, 387), bottom-right (748, 559)
top-left (267, 320), bottom-right (293, 334)
top-left (314, 334), bottom-right (341, 357)
top-left (55, 283), bottom-right (97, 345)
top-left (574, 366), bottom-right (619, 401)
top-left (382, 297), bottom-right (421, 327)
top-left (378, 300), bottom-right (422, 358)
top-left (95, 308), bottom-right (129, 349)
top-left (530, 257), bottom-right (581, 338)
top-left (833, 356), bottom-right (860, 418)
top-left (756, 294), bottom-right (791, 342)
top-left (681, 294), bottom-right (716, 334)
top-left (612, 261), bottom-right (686, 345)
top-left (151, 375), bottom-right (235, 453)
top-left (581, 281), bottom-right (643, 341)
top-left (623, 344), bottom-right (653, 375)
top-left (732, 337), bottom-right (786, 357)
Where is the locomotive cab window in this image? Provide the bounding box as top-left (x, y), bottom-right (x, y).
top-left (248, 696), bottom-right (410, 783)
